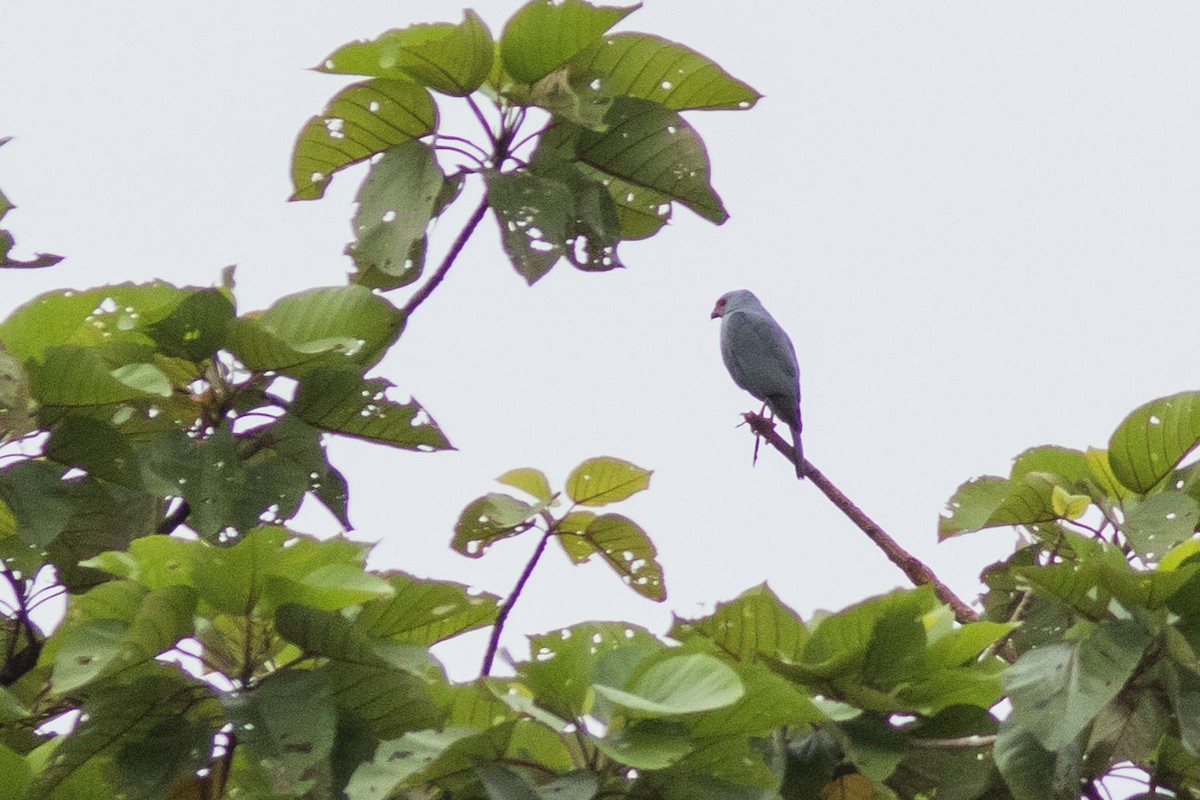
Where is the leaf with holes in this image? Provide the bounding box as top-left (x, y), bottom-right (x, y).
top-left (290, 79), bottom-right (437, 201)
top-left (222, 670), bottom-right (337, 785)
top-left (45, 416), bottom-right (142, 489)
top-left (452, 493), bottom-right (539, 558)
top-left (562, 513), bottom-right (664, 601)
top-left (571, 33), bottom-right (760, 111)
top-left (1109, 391), bottom-right (1200, 494)
top-left (145, 288), bottom-right (235, 362)
top-left (1122, 490), bottom-right (1200, 561)
top-left (500, 0), bottom-right (637, 85)
top-left (355, 571), bottom-right (500, 646)
top-left (1002, 619), bottom-right (1151, 751)
top-left (51, 583), bottom-right (196, 693)
top-left (938, 473), bottom-right (1059, 540)
top-left (349, 141), bottom-right (445, 290)
top-left (318, 10), bottom-right (493, 96)
top-left (485, 170), bottom-right (573, 283)
top-left (670, 583), bottom-right (808, 664)
top-left (291, 365), bottom-right (450, 451)
top-left (575, 97), bottom-right (727, 224)
top-left (566, 456), bottom-right (651, 506)
top-left (226, 285), bottom-right (404, 374)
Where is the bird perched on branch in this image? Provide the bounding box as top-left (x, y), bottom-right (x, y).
top-left (712, 290), bottom-right (804, 478)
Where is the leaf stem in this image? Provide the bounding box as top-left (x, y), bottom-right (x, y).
top-left (399, 197), bottom-right (490, 320)
top-left (742, 412), bottom-right (980, 625)
top-left (482, 529), bottom-right (554, 676)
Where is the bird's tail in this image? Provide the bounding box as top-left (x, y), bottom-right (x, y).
top-left (791, 425), bottom-right (805, 479)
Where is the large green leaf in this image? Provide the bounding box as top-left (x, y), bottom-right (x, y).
top-left (573, 98), bottom-right (727, 224)
top-left (350, 141), bottom-right (445, 290)
top-left (992, 718), bottom-right (1056, 800)
top-left (318, 10), bottom-right (494, 96)
top-left (593, 653), bottom-right (742, 717)
top-left (938, 473), bottom-right (1060, 539)
top-left (355, 571), bottom-right (500, 646)
top-left (570, 33), bottom-right (760, 111)
top-left (344, 728), bottom-right (478, 799)
top-left (518, 622), bottom-right (662, 720)
top-left (291, 365), bottom-right (451, 450)
top-left (798, 587), bottom-right (938, 680)
top-left (223, 670), bottom-right (336, 789)
top-left (500, 0), bottom-right (636, 85)
top-left (290, 79), bottom-right (438, 201)
top-left (670, 583), bottom-right (808, 664)
top-left (452, 492), bottom-right (538, 557)
top-left (485, 170), bottom-right (573, 284)
top-left (0, 283), bottom-right (189, 361)
top-left (1002, 619), bottom-right (1151, 751)
top-left (145, 288), bottom-right (235, 362)
top-left (1109, 391), bottom-right (1200, 494)
top-left (1122, 490), bottom-right (1200, 561)
top-left (565, 456), bottom-right (651, 506)
top-left (51, 583), bottom-right (196, 693)
top-left (28, 346), bottom-right (168, 407)
top-left (45, 416), bottom-right (142, 488)
top-left (29, 668), bottom-right (216, 800)
top-left (557, 513), bottom-right (664, 601)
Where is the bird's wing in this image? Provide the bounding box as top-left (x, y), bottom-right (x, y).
top-left (720, 308), bottom-right (800, 403)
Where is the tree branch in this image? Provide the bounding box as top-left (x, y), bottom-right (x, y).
top-left (399, 196), bottom-right (489, 320)
top-left (482, 529), bottom-right (553, 676)
top-left (742, 412), bottom-right (979, 625)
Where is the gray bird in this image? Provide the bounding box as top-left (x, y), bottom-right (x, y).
top-left (711, 290), bottom-right (804, 478)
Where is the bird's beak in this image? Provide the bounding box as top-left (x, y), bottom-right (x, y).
top-left (710, 302), bottom-right (723, 319)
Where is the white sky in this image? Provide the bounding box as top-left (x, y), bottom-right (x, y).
top-left (3, 2), bottom-right (1200, 677)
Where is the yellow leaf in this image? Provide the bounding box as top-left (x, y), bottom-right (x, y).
top-left (1051, 484), bottom-right (1090, 519)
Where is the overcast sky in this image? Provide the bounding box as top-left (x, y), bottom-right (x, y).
top-left (3, 1), bottom-right (1200, 676)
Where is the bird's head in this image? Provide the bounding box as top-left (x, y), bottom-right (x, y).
top-left (711, 289), bottom-right (760, 319)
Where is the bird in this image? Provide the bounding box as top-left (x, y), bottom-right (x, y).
top-left (711, 290), bottom-right (805, 478)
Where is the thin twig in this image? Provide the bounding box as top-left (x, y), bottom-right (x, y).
top-left (482, 530), bottom-right (554, 676)
top-left (398, 197), bottom-right (490, 320)
top-left (743, 412), bottom-right (980, 625)
top-left (466, 96), bottom-right (498, 148)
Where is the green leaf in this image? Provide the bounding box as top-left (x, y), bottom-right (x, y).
top-left (291, 364), bottom-right (452, 450)
top-left (1087, 446), bottom-right (1131, 501)
top-left (684, 663), bottom-right (822, 736)
top-left (145, 288), bottom-right (235, 361)
top-left (497, 467), bottom-right (554, 502)
top-left (574, 98), bottom-right (727, 223)
top-left (925, 620), bottom-right (1015, 669)
top-left (0, 743), bottom-right (30, 800)
top-left (993, 718), bottom-right (1056, 800)
top-left (938, 473), bottom-right (1059, 539)
top-left (565, 456), bottom-right (651, 505)
top-left (799, 587), bottom-right (938, 679)
top-left (30, 669), bottom-right (215, 800)
top-left (485, 170), bottom-right (573, 284)
top-left (1002, 619), bottom-right (1151, 751)
top-left (356, 571), bottom-right (500, 646)
top-left (290, 78), bottom-right (438, 200)
top-left (0, 283), bottom-right (188, 361)
top-left (344, 728), bottom-right (478, 799)
top-left (560, 513), bottom-right (664, 601)
top-left (670, 583), bottom-right (808, 665)
top-left (350, 141), bottom-right (445, 290)
top-left (226, 284), bottom-right (403, 374)
top-left (570, 33), bottom-right (760, 111)
top-left (1011, 445), bottom-right (1092, 485)
top-left (45, 416), bottom-right (141, 488)
top-left (318, 10), bottom-right (494, 96)
top-left (1122, 490), bottom-right (1200, 561)
top-left (51, 584), bottom-right (196, 693)
top-left (28, 346), bottom-right (161, 407)
top-left (593, 653), bottom-right (742, 717)
top-left (1109, 391), bottom-right (1200, 493)
top-left (1050, 485), bottom-right (1089, 519)
top-left (81, 535), bottom-right (202, 589)
top-left (591, 720), bottom-right (692, 769)
top-left (453, 493), bottom-right (538, 557)
top-left (265, 564), bottom-right (395, 611)
top-left (518, 622), bottom-right (661, 719)
top-left (500, 0), bottom-right (637, 85)
top-left (224, 670), bottom-right (336, 786)
top-left (0, 346), bottom-right (33, 442)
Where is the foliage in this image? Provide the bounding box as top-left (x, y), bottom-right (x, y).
top-left (2, 2), bottom-right (1200, 800)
